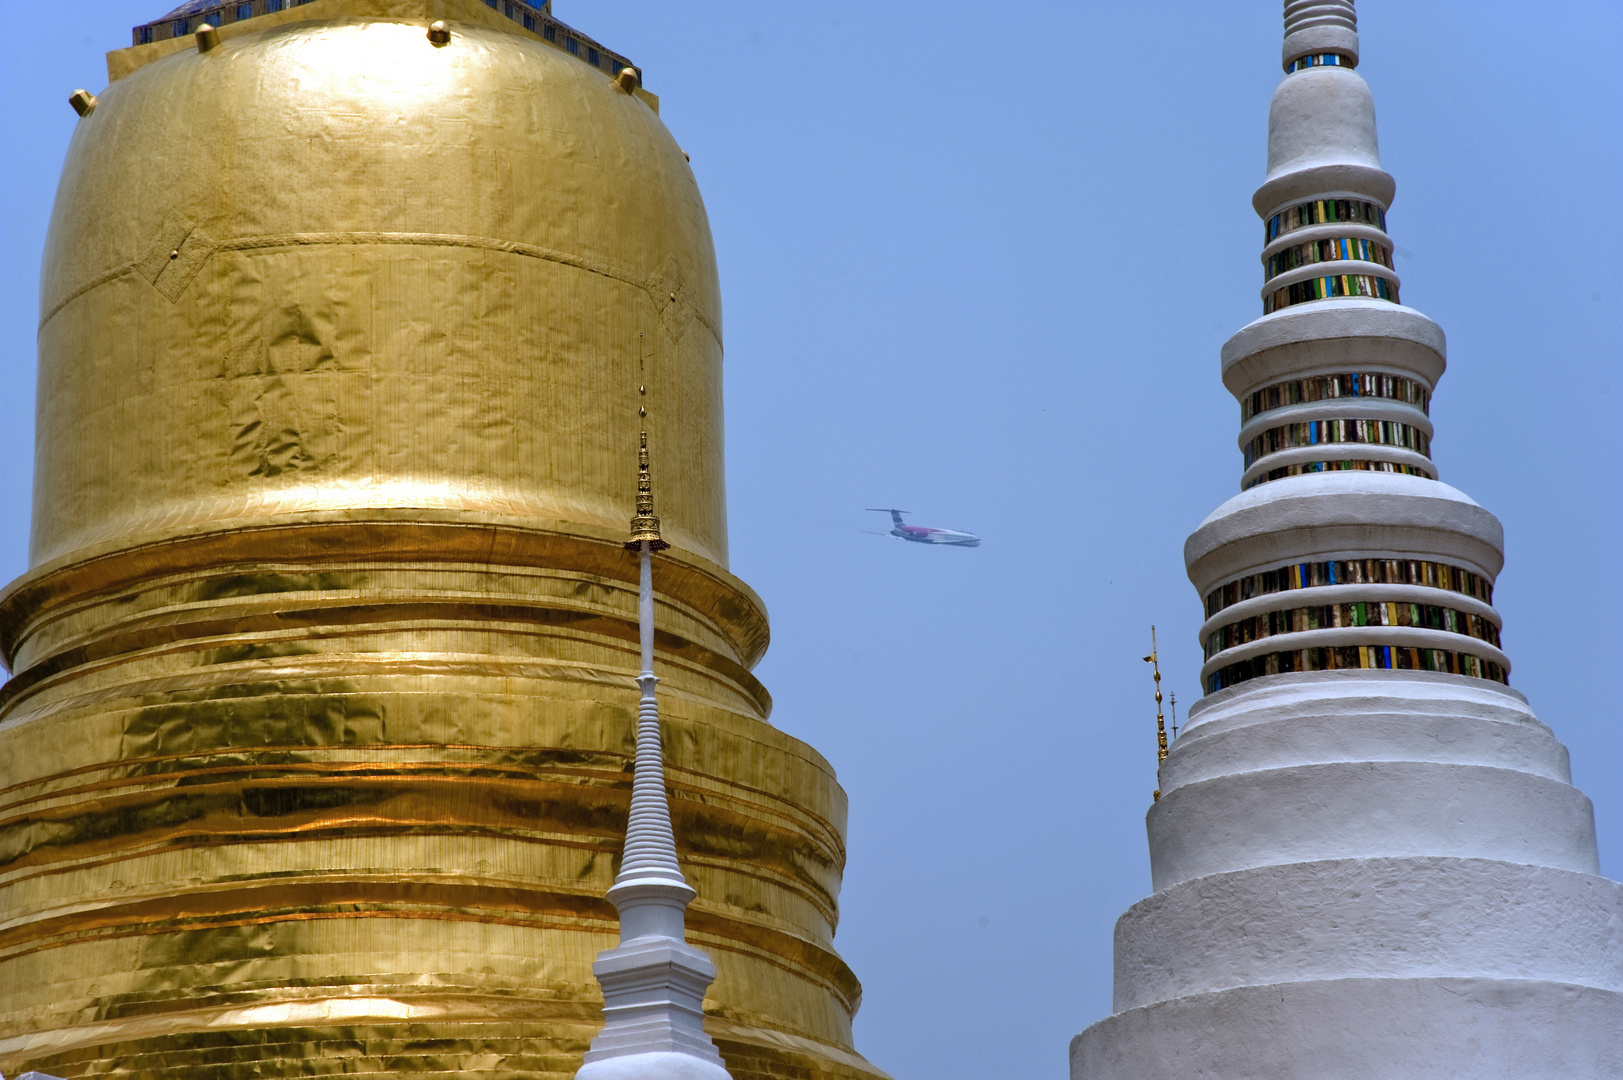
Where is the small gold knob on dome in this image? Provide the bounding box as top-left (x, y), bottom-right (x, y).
top-left (195, 22), bottom-right (219, 51)
top-left (427, 21), bottom-right (451, 45)
top-left (615, 67), bottom-right (638, 93)
top-left (68, 90), bottom-right (97, 117)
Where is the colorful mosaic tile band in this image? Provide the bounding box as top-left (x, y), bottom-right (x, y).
top-left (1265, 198), bottom-right (1388, 243)
top-left (1206, 645), bottom-right (1507, 693)
top-left (1265, 236), bottom-right (1393, 283)
top-left (1265, 272), bottom-right (1398, 314)
top-left (1204, 600), bottom-right (1501, 661)
top-left (1204, 557), bottom-right (1495, 619)
top-left (1286, 52), bottom-right (1355, 72)
top-left (1243, 418), bottom-right (1429, 469)
top-left (1244, 458), bottom-right (1427, 489)
top-left (1241, 373), bottom-right (1430, 423)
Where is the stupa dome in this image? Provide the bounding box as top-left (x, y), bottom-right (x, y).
top-left (36, 8), bottom-right (726, 569)
top-left (1, 6), bottom-right (884, 1079)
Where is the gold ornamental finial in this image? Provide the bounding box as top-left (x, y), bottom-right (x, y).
top-left (627, 384), bottom-right (669, 551)
top-left (1144, 626), bottom-right (1168, 801)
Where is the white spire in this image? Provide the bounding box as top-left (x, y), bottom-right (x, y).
top-left (1070, 2), bottom-right (1623, 1076)
top-left (1281, 0), bottom-right (1358, 69)
top-left (575, 417), bottom-right (730, 1080)
top-left (1258, 0), bottom-right (1390, 216)
top-left (610, 499), bottom-right (690, 907)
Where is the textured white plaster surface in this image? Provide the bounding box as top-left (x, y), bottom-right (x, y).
top-left (1148, 760), bottom-right (1598, 889)
top-left (1282, 25), bottom-right (1359, 68)
top-left (577, 1051), bottom-right (731, 1080)
top-left (1184, 669), bottom-right (1538, 731)
top-left (1266, 68), bottom-right (1380, 179)
top-left (1221, 301), bottom-right (1445, 397)
top-left (1252, 164), bottom-right (1395, 217)
top-left (1184, 473), bottom-right (1504, 593)
top-left (1073, 979), bottom-right (1623, 1079)
top-left (1113, 858), bottom-right (1623, 1010)
top-left (1164, 676), bottom-right (1568, 790)
top-left (1282, 15), bottom-right (1359, 69)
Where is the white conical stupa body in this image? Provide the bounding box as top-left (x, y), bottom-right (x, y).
top-left (575, 533), bottom-right (730, 1080)
top-left (1071, 3), bottom-right (1623, 1076)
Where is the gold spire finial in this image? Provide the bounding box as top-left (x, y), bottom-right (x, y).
top-left (1144, 626), bottom-right (1169, 801)
top-left (627, 384), bottom-right (669, 551)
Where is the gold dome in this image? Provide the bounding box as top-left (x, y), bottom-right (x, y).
top-left (0, 4), bottom-right (886, 1079)
top-left (36, 1), bottom-right (722, 567)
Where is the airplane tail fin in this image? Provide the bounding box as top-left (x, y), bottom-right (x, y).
top-left (865, 508), bottom-right (908, 526)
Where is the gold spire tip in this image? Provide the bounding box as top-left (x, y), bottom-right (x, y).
top-left (627, 388), bottom-right (668, 552)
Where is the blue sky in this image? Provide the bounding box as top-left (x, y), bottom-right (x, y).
top-left (2, 2), bottom-right (1620, 1077)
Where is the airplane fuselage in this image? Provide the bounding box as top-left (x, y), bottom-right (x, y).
top-left (891, 525), bottom-right (981, 547)
top-left (867, 509), bottom-right (981, 547)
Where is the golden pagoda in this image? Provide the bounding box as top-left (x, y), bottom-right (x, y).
top-left (0, 3), bottom-right (885, 1078)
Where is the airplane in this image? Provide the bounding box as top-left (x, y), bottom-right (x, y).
top-left (865, 509), bottom-right (982, 547)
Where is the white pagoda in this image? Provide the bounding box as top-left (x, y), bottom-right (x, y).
top-left (1071, 2), bottom-right (1623, 1075)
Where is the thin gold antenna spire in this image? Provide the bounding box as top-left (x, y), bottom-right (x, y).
top-left (1170, 691), bottom-right (1178, 741)
top-left (1143, 626), bottom-right (1168, 801)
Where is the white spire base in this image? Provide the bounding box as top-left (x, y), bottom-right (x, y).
top-left (578, 1051), bottom-right (732, 1080)
top-left (579, 937), bottom-right (730, 1077)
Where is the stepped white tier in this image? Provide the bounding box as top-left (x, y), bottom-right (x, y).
top-left (1070, 2), bottom-right (1623, 1076)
